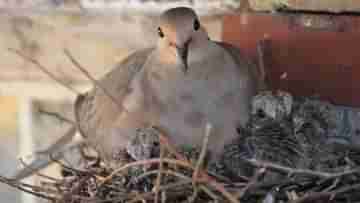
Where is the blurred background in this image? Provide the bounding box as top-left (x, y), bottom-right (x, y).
top-left (2, 0), bottom-right (360, 202)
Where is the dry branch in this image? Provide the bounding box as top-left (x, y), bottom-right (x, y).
top-left (8, 48), bottom-right (81, 95)
top-left (64, 49), bottom-right (128, 114)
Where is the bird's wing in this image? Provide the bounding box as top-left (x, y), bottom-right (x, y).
top-left (12, 48), bottom-right (154, 180)
top-left (215, 41), bottom-right (267, 91)
top-left (75, 47), bottom-right (154, 140)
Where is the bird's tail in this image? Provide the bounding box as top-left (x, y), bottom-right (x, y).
top-left (11, 126), bottom-right (81, 180)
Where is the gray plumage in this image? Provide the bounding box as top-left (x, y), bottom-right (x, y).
top-left (13, 7), bottom-right (266, 179)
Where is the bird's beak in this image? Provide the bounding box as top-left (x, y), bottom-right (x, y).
top-left (176, 40), bottom-right (190, 74)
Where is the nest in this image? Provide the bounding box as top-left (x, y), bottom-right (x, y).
top-left (2, 90), bottom-right (360, 203)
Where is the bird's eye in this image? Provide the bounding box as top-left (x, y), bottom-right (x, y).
top-left (193, 19), bottom-right (200, 31)
top-left (158, 27), bottom-right (164, 38)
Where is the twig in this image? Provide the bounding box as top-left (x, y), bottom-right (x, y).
top-left (322, 178), bottom-right (340, 192)
top-left (37, 108), bottom-right (75, 125)
top-left (8, 48), bottom-right (81, 95)
top-left (129, 169), bottom-right (221, 202)
top-left (18, 158), bottom-right (59, 182)
top-left (290, 183), bottom-right (360, 203)
top-left (190, 123), bottom-right (213, 203)
top-left (13, 131), bottom-right (77, 181)
top-left (136, 169), bottom-right (192, 185)
top-left (189, 182), bottom-right (199, 203)
top-left (63, 49), bottom-right (128, 114)
top-left (126, 181), bottom-right (212, 203)
top-left (156, 126), bottom-right (240, 203)
top-left (62, 176), bottom-right (92, 201)
top-left (0, 176), bottom-right (56, 201)
top-left (256, 39), bottom-right (267, 82)
top-left (101, 157), bottom-right (236, 202)
top-left (151, 126), bottom-right (189, 161)
top-left (37, 126), bottom-right (77, 155)
top-left (63, 194), bottom-right (104, 203)
top-left (9, 179), bottom-right (58, 195)
top-left (13, 127), bottom-right (85, 181)
top-left (101, 125), bottom-right (238, 203)
top-left (156, 128), bottom-right (240, 203)
top-left (200, 186), bottom-right (220, 202)
top-left (127, 191), bottom-right (152, 203)
top-left (49, 153), bottom-right (95, 178)
top-left (154, 144), bottom-right (165, 203)
top-left (206, 170), bottom-right (234, 183)
top-left (256, 38), bottom-right (269, 90)
top-left (245, 159), bottom-right (360, 178)
top-left (159, 180), bottom-right (189, 191)
top-left (333, 182), bottom-right (360, 195)
top-left (290, 192), bottom-right (332, 203)
top-left (207, 179), bottom-right (241, 203)
top-left (99, 158), bottom-right (195, 186)
top-left (235, 167), bottom-right (266, 198)
top-left (161, 191), bottom-right (166, 203)
top-left (193, 123), bottom-right (212, 181)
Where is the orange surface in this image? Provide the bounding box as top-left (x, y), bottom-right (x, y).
top-left (0, 96), bottom-right (18, 135)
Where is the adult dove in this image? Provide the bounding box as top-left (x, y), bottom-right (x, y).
top-left (13, 7), bottom-right (266, 179)
top-left (76, 7), bottom-right (265, 165)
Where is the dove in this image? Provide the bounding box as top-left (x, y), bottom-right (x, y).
top-left (75, 6), bottom-right (266, 165)
top-left (12, 7), bottom-right (266, 179)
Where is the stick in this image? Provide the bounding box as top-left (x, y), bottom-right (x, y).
top-left (156, 127), bottom-right (240, 203)
top-left (18, 158), bottom-right (59, 182)
top-left (190, 123), bottom-right (213, 202)
top-left (63, 49), bottom-right (129, 114)
top-left (8, 48), bottom-right (81, 95)
top-left (0, 176), bottom-right (56, 201)
top-left (130, 169), bottom-right (221, 202)
top-left (256, 39), bottom-right (267, 82)
top-left (99, 158), bottom-right (194, 186)
top-left (193, 123), bottom-right (212, 181)
top-left (157, 129), bottom-right (240, 203)
top-left (290, 183), bottom-right (360, 203)
top-left (37, 108), bottom-right (75, 125)
top-left (245, 159), bottom-right (360, 178)
top-left (235, 167), bottom-right (266, 198)
top-left (154, 145), bottom-right (165, 203)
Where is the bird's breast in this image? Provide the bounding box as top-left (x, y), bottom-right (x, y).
top-left (139, 47), bottom-right (256, 153)
top-left (145, 52), bottom-right (248, 117)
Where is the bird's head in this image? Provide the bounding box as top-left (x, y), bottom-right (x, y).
top-left (157, 7), bottom-right (209, 73)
